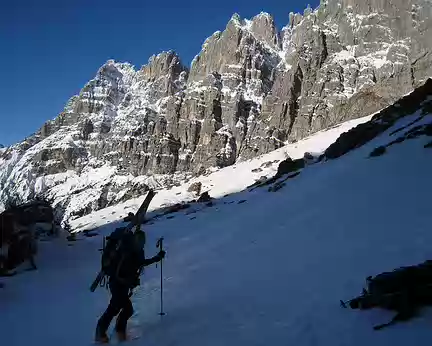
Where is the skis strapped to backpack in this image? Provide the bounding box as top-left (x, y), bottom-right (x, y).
top-left (90, 189), bottom-right (156, 292)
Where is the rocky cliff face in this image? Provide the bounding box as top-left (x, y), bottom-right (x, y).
top-left (1, 0), bottom-right (432, 224)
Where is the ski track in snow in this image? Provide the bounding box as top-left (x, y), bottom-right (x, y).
top-left (1, 112), bottom-right (432, 345)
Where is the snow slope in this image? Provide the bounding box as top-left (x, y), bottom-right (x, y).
top-left (1, 111), bottom-right (432, 346)
top-left (69, 114), bottom-right (373, 233)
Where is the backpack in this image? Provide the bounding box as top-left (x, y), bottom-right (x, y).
top-left (367, 260), bottom-right (432, 296)
top-left (101, 227), bottom-right (134, 277)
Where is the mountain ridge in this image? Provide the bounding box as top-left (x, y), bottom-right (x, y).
top-left (1, 0), bottom-right (432, 224)
top-left (2, 67), bottom-right (432, 346)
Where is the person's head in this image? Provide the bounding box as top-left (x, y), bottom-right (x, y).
top-left (133, 230), bottom-right (146, 250)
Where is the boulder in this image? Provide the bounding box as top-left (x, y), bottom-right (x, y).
top-left (276, 157), bottom-right (305, 177)
top-left (187, 182), bottom-right (202, 195)
top-left (424, 123), bottom-right (432, 136)
top-left (197, 191), bottom-right (212, 203)
top-left (369, 146), bottom-right (387, 157)
top-left (0, 200), bottom-right (53, 274)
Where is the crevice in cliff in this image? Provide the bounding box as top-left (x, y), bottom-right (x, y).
top-left (237, 29), bottom-right (243, 47)
top-left (235, 98), bottom-right (253, 156)
top-left (190, 119), bottom-right (202, 154)
top-left (372, 70), bottom-right (377, 84)
top-left (309, 104), bottom-right (318, 128)
top-left (308, 82), bottom-right (326, 129)
top-left (410, 65), bottom-right (416, 88)
top-left (287, 65), bottom-right (304, 135)
top-left (212, 97), bottom-right (223, 126)
top-left (319, 31), bottom-right (328, 68)
top-left (167, 135), bottom-right (181, 174)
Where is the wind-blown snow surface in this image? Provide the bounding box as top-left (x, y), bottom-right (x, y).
top-left (1, 112), bottom-right (432, 346)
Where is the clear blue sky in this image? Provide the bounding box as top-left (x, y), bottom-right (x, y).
top-left (0, 0), bottom-right (319, 146)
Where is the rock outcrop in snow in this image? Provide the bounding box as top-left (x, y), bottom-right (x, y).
top-left (1, 0), bottom-right (432, 224)
top-left (325, 78), bottom-right (432, 159)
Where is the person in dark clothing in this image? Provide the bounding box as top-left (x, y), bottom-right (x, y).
top-left (95, 230), bottom-right (165, 343)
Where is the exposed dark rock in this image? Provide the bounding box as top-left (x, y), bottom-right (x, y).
top-left (303, 152), bottom-right (314, 161)
top-left (260, 161), bottom-right (275, 168)
top-left (403, 124), bottom-right (428, 139)
top-left (247, 175), bottom-right (269, 189)
top-left (0, 200), bottom-right (54, 238)
top-left (276, 157), bottom-right (305, 177)
top-left (369, 146), bottom-right (387, 157)
top-left (387, 137), bottom-right (406, 146)
top-left (268, 171), bottom-right (301, 192)
top-left (83, 231), bottom-right (99, 237)
top-left (269, 182), bottom-right (286, 192)
top-left (326, 80), bottom-right (432, 159)
top-left (163, 203), bottom-right (191, 215)
top-left (81, 119), bottom-right (94, 140)
top-left (406, 131), bottom-right (424, 139)
top-left (66, 234), bottom-right (77, 242)
top-left (187, 182), bottom-right (202, 195)
top-left (3, 2), bottom-right (432, 222)
top-left (424, 123), bottom-right (432, 136)
top-left (197, 191), bottom-right (212, 203)
top-left (250, 171), bottom-right (301, 191)
top-left (115, 182), bottom-right (150, 204)
top-left (389, 116), bottom-right (425, 136)
top-left (0, 200), bottom-right (54, 274)
top-left (326, 122), bottom-right (390, 159)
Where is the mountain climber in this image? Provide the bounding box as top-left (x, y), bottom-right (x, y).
top-left (95, 229), bottom-right (166, 343)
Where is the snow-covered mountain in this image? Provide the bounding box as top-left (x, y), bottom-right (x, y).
top-left (1, 0), bottom-right (432, 224)
top-left (1, 76), bottom-right (432, 346)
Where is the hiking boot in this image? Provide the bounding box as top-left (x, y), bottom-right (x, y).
top-left (95, 328), bottom-right (109, 344)
top-left (116, 330), bottom-right (127, 342)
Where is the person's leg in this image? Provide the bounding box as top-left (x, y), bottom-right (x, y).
top-left (28, 255), bottom-right (37, 270)
top-left (115, 296), bottom-right (134, 339)
top-left (96, 282), bottom-right (127, 341)
top-left (0, 254), bottom-right (6, 275)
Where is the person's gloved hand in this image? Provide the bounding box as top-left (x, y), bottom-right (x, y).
top-left (156, 250), bottom-right (166, 261)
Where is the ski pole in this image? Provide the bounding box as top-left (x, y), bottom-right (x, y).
top-left (156, 237), bottom-right (165, 316)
